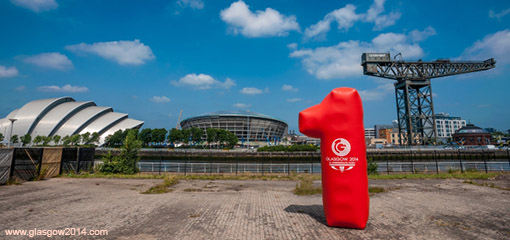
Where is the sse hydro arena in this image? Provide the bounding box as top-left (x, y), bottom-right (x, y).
top-left (0, 97), bottom-right (143, 146)
top-left (180, 111), bottom-right (288, 145)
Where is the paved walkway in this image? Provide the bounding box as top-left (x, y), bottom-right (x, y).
top-left (1, 177), bottom-right (509, 239)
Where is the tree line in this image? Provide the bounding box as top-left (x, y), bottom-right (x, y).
top-left (103, 127), bottom-right (238, 148)
top-left (0, 132), bottom-right (100, 147)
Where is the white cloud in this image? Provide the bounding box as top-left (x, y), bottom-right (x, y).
top-left (24, 52), bottom-right (73, 70)
top-left (240, 87), bottom-right (263, 95)
top-left (11, 0), bottom-right (58, 13)
top-left (282, 84), bottom-right (298, 92)
top-left (233, 103), bottom-right (251, 109)
top-left (0, 65), bottom-right (19, 78)
top-left (304, 4), bottom-right (361, 39)
top-left (15, 86), bottom-right (25, 91)
top-left (409, 26), bottom-right (436, 42)
top-left (66, 39), bottom-right (155, 65)
top-left (365, 0), bottom-right (401, 30)
top-left (172, 73), bottom-right (236, 90)
top-left (304, 0), bottom-right (400, 39)
top-left (462, 29), bottom-right (510, 65)
top-left (359, 82), bottom-right (394, 101)
top-left (177, 0), bottom-right (204, 10)
top-left (287, 43), bottom-right (298, 50)
top-left (489, 8), bottom-right (510, 20)
top-left (37, 84), bottom-right (88, 93)
top-left (220, 0), bottom-right (300, 37)
top-left (286, 98), bottom-right (302, 102)
top-left (291, 28), bottom-right (430, 79)
top-left (151, 96), bottom-right (171, 103)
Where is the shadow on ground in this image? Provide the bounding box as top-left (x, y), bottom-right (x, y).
top-left (284, 204), bottom-right (327, 226)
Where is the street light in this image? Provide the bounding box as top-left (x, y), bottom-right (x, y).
top-left (8, 118), bottom-right (17, 148)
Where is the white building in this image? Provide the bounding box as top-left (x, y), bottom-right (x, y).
top-left (0, 97), bottom-right (143, 146)
top-left (435, 113), bottom-right (466, 140)
top-left (365, 128), bottom-right (375, 139)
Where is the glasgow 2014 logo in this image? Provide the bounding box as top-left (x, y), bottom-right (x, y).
top-left (331, 138), bottom-right (351, 157)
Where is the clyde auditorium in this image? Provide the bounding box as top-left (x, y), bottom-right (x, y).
top-left (180, 111), bottom-right (288, 144)
top-left (0, 97), bottom-right (143, 145)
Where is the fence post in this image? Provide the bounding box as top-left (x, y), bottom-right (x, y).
top-left (411, 151), bottom-right (415, 174)
top-left (310, 161), bottom-right (313, 174)
top-left (386, 152), bottom-right (390, 175)
top-left (75, 147), bottom-right (80, 174)
top-left (184, 161), bottom-right (187, 176)
top-left (37, 148), bottom-right (43, 176)
top-left (262, 160), bottom-right (264, 176)
top-left (507, 149), bottom-right (510, 170)
top-left (159, 159), bottom-right (162, 175)
top-left (482, 150), bottom-right (488, 173)
top-left (236, 158), bottom-right (238, 176)
top-left (287, 154), bottom-right (290, 176)
top-left (210, 161), bottom-right (212, 175)
top-left (434, 150), bottom-right (439, 174)
top-left (9, 148), bottom-right (16, 180)
top-left (458, 149), bottom-right (463, 173)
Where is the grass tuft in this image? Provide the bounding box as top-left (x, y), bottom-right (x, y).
top-left (293, 177), bottom-right (322, 195)
top-left (142, 176), bottom-right (179, 194)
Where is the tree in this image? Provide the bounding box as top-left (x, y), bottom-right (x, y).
top-left (71, 134), bottom-right (81, 146)
top-left (190, 127), bottom-right (204, 144)
top-left (152, 128), bottom-right (168, 144)
top-left (90, 132), bottom-right (100, 146)
top-left (53, 135), bottom-right (61, 146)
top-left (217, 129), bottom-right (229, 145)
top-left (62, 135), bottom-right (71, 146)
top-left (206, 128), bottom-right (217, 146)
top-left (42, 136), bottom-right (52, 145)
top-left (11, 135), bottom-right (19, 144)
top-left (226, 131), bottom-right (238, 147)
top-left (168, 128), bottom-right (182, 144)
top-left (105, 130), bottom-right (127, 147)
top-left (100, 129), bottom-right (142, 174)
top-left (81, 132), bottom-right (91, 145)
top-left (139, 128), bottom-right (152, 146)
top-left (0, 133), bottom-right (4, 142)
top-left (181, 129), bottom-right (191, 144)
top-left (33, 136), bottom-right (43, 145)
top-left (20, 134), bottom-right (32, 146)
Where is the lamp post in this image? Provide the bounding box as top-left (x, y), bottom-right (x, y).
top-left (8, 118), bottom-right (17, 148)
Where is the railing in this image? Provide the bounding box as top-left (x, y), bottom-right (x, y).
top-left (137, 161), bottom-right (510, 174)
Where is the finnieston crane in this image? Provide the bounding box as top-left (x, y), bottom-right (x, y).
top-left (361, 53), bottom-right (496, 146)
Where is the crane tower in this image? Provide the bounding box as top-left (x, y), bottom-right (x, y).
top-left (361, 53), bottom-right (495, 145)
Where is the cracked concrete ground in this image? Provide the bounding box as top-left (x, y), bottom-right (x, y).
top-left (1, 176), bottom-right (509, 239)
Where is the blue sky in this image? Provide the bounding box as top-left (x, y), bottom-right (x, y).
top-left (1, 0), bottom-right (509, 132)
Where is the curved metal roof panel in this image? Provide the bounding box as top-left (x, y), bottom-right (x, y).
top-left (54, 106), bottom-right (112, 137)
top-left (11, 97), bottom-right (74, 137)
top-left (99, 118), bottom-right (144, 143)
top-left (32, 101), bottom-right (96, 137)
top-left (78, 112), bottom-right (128, 136)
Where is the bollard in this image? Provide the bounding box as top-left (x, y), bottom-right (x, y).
top-left (299, 87), bottom-right (369, 229)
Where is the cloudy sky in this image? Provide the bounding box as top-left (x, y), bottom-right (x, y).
top-left (1, 0), bottom-right (509, 132)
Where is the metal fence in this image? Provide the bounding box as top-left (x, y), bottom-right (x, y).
top-left (138, 160), bottom-right (510, 174)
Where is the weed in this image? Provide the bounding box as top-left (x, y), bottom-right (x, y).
top-left (293, 177), bottom-right (322, 195)
top-left (6, 178), bottom-right (22, 185)
top-left (142, 176), bottom-right (179, 194)
top-left (463, 180), bottom-right (509, 191)
top-left (183, 188), bottom-right (203, 192)
top-left (368, 186), bottom-right (386, 193)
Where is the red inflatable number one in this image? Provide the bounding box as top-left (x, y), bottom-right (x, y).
top-left (299, 87), bottom-right (369, 229)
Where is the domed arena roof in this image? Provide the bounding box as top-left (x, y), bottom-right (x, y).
top-left (456, 124), bottom-right (488, 134)
top-left (190, 110), bottom-right (285, 123)
top-left (0, 97), bottom-right (143, 145)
